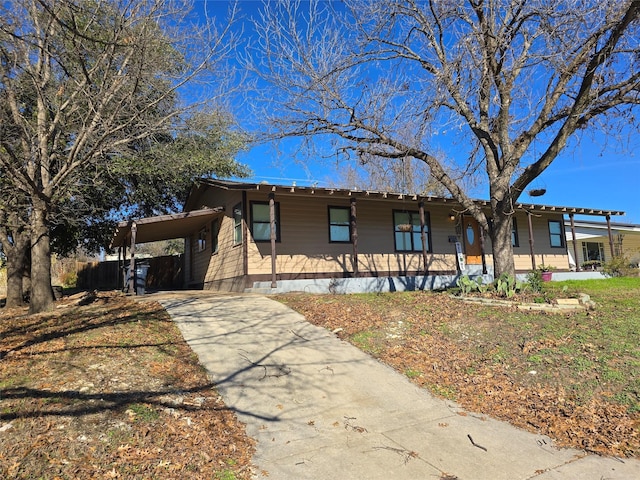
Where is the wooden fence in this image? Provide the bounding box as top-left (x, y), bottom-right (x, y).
top-left (0, 267), bottom-right (6, 298)
top-left (77, 255), bottom-right (184, 291)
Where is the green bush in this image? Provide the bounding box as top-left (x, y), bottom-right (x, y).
top-left (537, 264), bottom-right (556, 273)
top-left (60, 270), bottom-right (78, 288)
top-left (601, 256), bottom-right (637, 278)
top-left (526, 270), bottom-right (543, 293)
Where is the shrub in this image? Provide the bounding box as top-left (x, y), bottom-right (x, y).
top-left (526, 270), bottom-right (543, 293)
top-left (601, 256), bottom-right (637, 278)
top-left (60, 270), bottom-right (78, 288)
top-left (537, 264), bottom-right (556, 273)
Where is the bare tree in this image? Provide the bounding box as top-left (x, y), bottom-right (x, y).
top-left (251, 0), bottom-right (640, 277)
top-left (0, 0), bottom-right (243, 313)
top-left (338, 154), bottom-right (451, 196)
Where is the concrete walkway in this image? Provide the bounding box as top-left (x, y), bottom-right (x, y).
top-left (155, 292), bottom-right (640, 480)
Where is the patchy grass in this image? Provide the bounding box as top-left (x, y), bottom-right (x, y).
top-left (350, 329), bottom-right (385, 355)
top-left (276, 277), bottom-right (640, 458)
top-left (0, 291), bottom-right (254, 479)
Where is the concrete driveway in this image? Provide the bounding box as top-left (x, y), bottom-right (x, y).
top-left (153, 291), bottom-right (640, 479)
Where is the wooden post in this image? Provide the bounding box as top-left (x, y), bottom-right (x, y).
top-left (128, 222), bottom-right (137, 294)
top-left (242, 192), bottom-right (249, 279)
top-left (269, 192), bottom-right (277, 288)
top-left (569, 213), bottom-right (580, 271)
top-left (527, 212), bottom-right (536, 270)
top-left (350, 197), bottom-right (358, 277)
top-left (419, 201), bottom-right (429, 275)
top-left (117, 246), bottom-right (123, 289)
top-left (606, 214), bottom-right (615, 259)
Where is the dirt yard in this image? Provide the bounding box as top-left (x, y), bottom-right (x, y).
top-left (0, 291), bottom-right (254, 479)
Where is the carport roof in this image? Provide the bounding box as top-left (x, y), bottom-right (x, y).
top-left (110, 207), bottom-right (223, 248)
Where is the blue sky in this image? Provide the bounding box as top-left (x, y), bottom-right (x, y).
top-left (199, 1), bottom-right (640, 225)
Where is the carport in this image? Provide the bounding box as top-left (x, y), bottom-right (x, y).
top-left (110, 207), bottom-right (223, 293)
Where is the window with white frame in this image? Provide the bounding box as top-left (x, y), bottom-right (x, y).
top-left (582, 241), bottom-right (605, 262)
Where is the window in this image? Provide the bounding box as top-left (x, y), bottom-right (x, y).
top-left (197, 227), bottom-right (207, 252)
top-left (251, 201), bottom-right (280, 242)
top-left (511, 217), bottom-right (519, 247)
top-left (211, 219), bottom-right (219, 255)
top-left (582, 241), bottom-right (605, 262)
top-left (393, 210), bottom-right (430, 252)
top-left (548, 220), bottom-right (564, 247)
top-left (328, 206), bottom-right (351, 242)
top-left (233, 203), bottom-right (243, 245)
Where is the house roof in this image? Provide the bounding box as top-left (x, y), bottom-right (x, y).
top-left (110, 207), bottom-right (222, 248)
top-left (112, 179), bottom-right (625, 250)
top-left (566, 219), bottom-right (640, 231)
top-left (190, 179), bottom-right (626, 217)
top-left (565, 219), bottom-right (640, 241)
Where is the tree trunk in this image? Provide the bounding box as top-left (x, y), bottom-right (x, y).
top-left (0, 217), bottom-right (30, 308)
top-left (4, 235), bottom-right (29, 308)
top-left (29, 204), bottom-right (54, 314)
top-left (491, 211), bottom-right (516, 279)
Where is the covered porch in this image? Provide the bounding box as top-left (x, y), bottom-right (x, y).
top-left (110, 207), bottom-right (223, 293)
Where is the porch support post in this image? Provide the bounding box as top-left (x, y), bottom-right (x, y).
top-left (242, 191), bottom-right (249, 279)
top-left (269, 192), bottom-right (277, 289)
top-left (606, 214), bottom-right (615, 259)
top-left (527, 212), bottom-right (536, 270)
top-left (128, 222), bottom-right (137, 294)
top-left (419, 201), bottom-right (429, 275)
top-left (350, 197), bottom-right (359, 277)
top-left (569, 213), bottom-right (580, 271)
top-left (479, 225), bottom-right (487, 275)
top-left (117, 246), bottom-right (123, 289)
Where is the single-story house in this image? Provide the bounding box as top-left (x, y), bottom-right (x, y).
top-left (565, 219), bottom-right (640, 270)
top-left (110, 179), bottom-right (625, 293)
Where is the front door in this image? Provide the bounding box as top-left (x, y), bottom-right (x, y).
top-left (464, 217), bottom-right (483, 265)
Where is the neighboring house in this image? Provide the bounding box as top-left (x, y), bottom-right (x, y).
top-left (565, 219), bottom-right (640, 270)
top-left (111, 179), bottom-right (624, 293)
